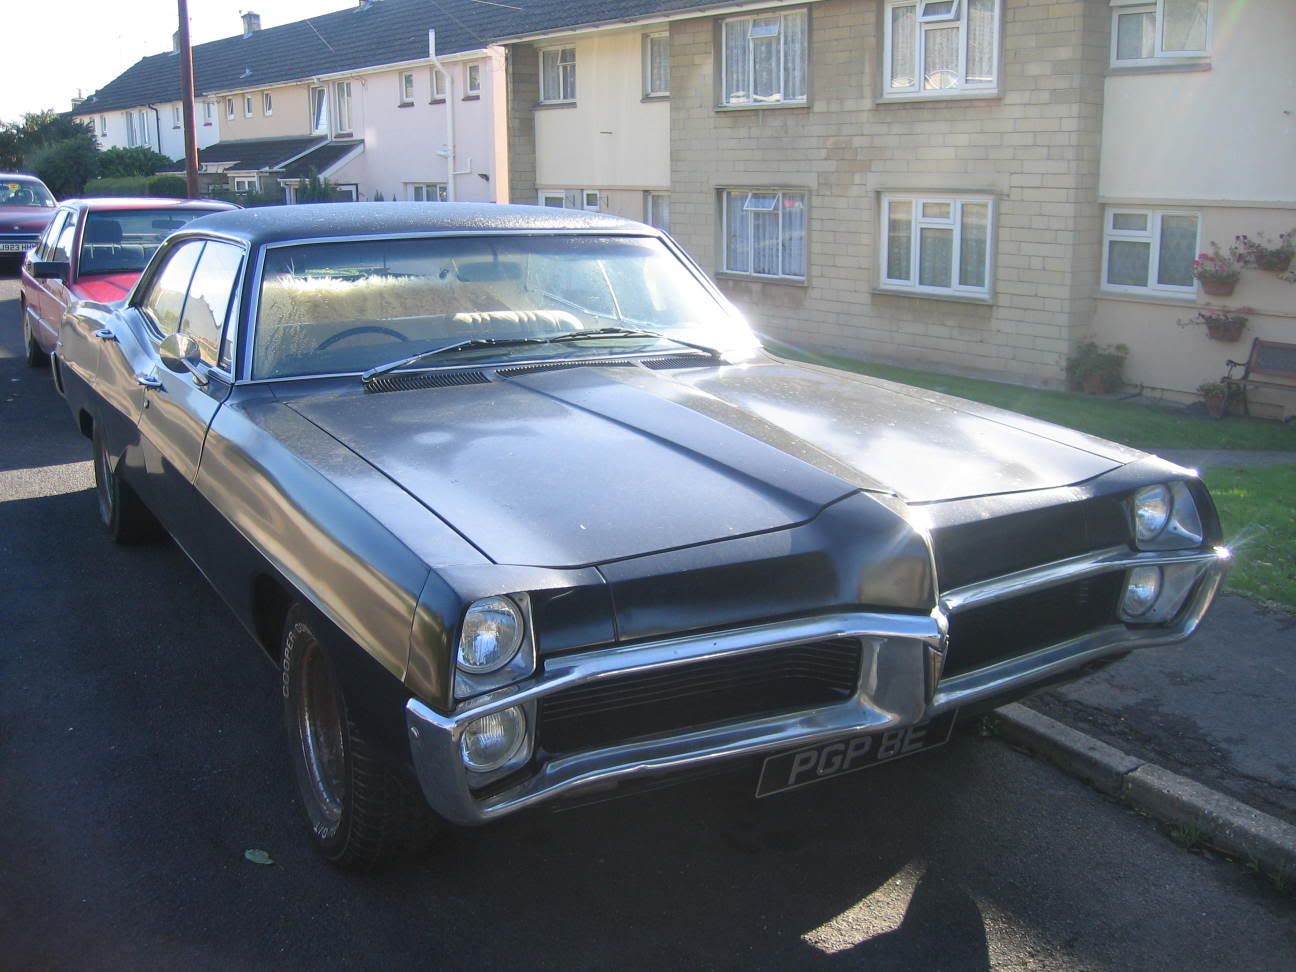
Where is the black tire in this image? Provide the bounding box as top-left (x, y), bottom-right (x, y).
top-left (21, 304), bottom-right (47, 368)
top-left (281, 607), bottom-right (439, 868)
top-left (91, 425), bottom-right (162, 543)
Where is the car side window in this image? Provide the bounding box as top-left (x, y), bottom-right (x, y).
top-left (36, 210), bottom-right (69, 261)
top-left (141, 240), bottom-right (204, 337)
top-left (179, 240), bottom-right (244, 369)
top-left (50, 216), bottom-right (78, 264)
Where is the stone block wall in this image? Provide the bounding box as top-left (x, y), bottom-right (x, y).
top-left (505, 45), bottom-right (539, 205)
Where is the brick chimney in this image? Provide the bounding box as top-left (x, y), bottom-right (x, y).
top-left (242, 11), bottom-right (261, 37)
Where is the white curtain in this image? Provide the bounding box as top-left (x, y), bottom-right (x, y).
top-left (781, 193), bottom-right (806, 278)
top-left (725, 192), bottom-right (750, 273)
top-left (1157, 214), bottom-right (1198, 287)
top-left (887, 200), bottom-right (913, 280)
top-left (752, 33), bottom-right (779, 101)
top-left (966, 0), bottom-right (995, 83)
top-left (649, 35), bottom-right (670, 93)
top-left (890, 5), bottom-right (917, 89)
top-left (959, 202), bottom-right (988, 288)
top-left (923, 27), bottom-right (959, 89)
top-left (724, 21), bottom-right (749, 103)
top-left (1162, 0), bottom-right (1208, 52)
top-left (783, 11), bottom-right (807, 102)
top-left (919, 227), bottom-right (953, 288)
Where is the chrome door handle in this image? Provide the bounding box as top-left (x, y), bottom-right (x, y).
top-left (93, 328), bottom-right (117, 342)
top-left (136, 373), bottom-right (163, 389)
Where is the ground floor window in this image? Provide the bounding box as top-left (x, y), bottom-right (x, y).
top-left (1102, 207), bottom-right (1199, 294)
top-left (721, 189), bottom-right (806, 281)
top-left (644, 192), bottom-right (670, 232)
top-left (881, 194), bottom-right (993, 297)
top-left (409, 183), bottom-right (448, 202)
top-left (539, 190), bottom-right (600, 211)
top-left (233, 176), bottom-right (259, 194)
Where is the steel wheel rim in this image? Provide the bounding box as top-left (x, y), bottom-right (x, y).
top-left (294, 636), bottom-right (346, 830)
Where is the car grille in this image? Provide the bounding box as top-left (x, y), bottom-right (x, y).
top-left (535, 638), bottom-right (862, 755)
top-left (942, 572), bottom-right (1124, 678)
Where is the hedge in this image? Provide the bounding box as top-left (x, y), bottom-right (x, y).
top-left (83, 174), bottom-right (190, 199)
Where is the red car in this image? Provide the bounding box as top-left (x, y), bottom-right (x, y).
top-left (20, 197), bottom-right (235, 367)
top-left (0, 173), bottom-right (58, 259)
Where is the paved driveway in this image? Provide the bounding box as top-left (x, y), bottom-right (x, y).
top-left (0, 275), bottom-right (1291, 969)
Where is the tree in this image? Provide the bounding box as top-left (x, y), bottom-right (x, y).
top-left (297, 170), bottom-right (340, 203)
top-left (0, 110), bottom-right (100, 195)
top-left (97, 146), bottom-right (173, 178)
top-left (28, 138), bottom-right (100, 197)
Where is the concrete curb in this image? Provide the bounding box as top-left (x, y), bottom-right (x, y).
top-left (994, 703), bottom-right (1296, 882)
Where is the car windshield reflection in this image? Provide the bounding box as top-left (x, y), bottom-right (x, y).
top-left (253, 234), bottom-right (755, 379)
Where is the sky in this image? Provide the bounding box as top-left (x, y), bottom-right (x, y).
top-left (1, 0), bottom-right (349, 124)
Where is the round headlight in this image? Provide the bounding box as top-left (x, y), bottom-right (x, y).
top-left (1133, 485), bottom-right (1172, 542)
top-left (1122, 565), bottom-right (1163, 618)
top-left (458, 596), bottom-right (524, 674)
top-left (460, 706), bottom-right (528, 773)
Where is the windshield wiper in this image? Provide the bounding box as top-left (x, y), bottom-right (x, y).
top-left (361, 336), bottom-right (548, 383)
top-left (545, 326), bottom-right (721, 358)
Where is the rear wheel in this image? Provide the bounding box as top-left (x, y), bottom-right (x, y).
top-left (21, 305), bottom-right (46, 368)
top-left (281, 607), bottom-right (439, 868)
top-left (92, 426), bottom-right (161, 543)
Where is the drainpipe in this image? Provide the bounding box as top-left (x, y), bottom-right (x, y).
top-left (429, 30), bottom-right (471, 200)
top-left (147, 104), bottom-right (163, 154)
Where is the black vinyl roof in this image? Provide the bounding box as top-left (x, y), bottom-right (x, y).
top-left (179, 201), bottom-right (650, 246)
top-left (73, 0), bottom-right (765, 116)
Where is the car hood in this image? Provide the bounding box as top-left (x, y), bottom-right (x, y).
top-left (71, 273), bottom-right (137, 304)
top-left (0, 206), bottom-right (55, 232)
top-left (283, 355), bottom-right (1139, 568)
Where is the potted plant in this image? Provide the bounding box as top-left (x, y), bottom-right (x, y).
top-left (1233, 231), bottom-right (1294, 274)
top-left (1198, 381), bottom-right (1233, 419)
top-left (1066, 341), bottom-right (1129, 395)
top-left (1192, 242), bottom-right (1242, 296)
top-left (1177, 308), bottom-right (1250, 343)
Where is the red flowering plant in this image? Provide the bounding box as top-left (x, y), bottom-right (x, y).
top-left (1232, 231), bottom-right (1294, 273)
top-left (1191, 242), bottom-right (1242, 284)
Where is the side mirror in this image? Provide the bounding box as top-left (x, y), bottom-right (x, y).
top-left (32, 260), bottom-right (69, 281)
top-left (158, 332), bottom-right (207, 385)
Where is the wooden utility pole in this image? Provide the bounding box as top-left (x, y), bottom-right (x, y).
top-left (177, 0), bottom-right (200, 197)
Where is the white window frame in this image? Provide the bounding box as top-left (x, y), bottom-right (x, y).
top-left (124, 111), bottom-right (137, 147)
top-left (409, 183), bottom-right (448, 202)
top-left (883, 0), bottom-right (1001, 98)
top-left (203, 101), bottom-right (214, 126)
top-left (537, 189), bottom-right (599, 210)
top-left (263, 92), bottom-right (273, 116)
top-left (880, 194), bottom-right (995, 298)
top-left (539, 46), bottom-right (576, 104)
top-left (233, 176), bottom-right (258, 194)
top-left (244, 95), bottom-right (254, 118)
top-left (310, 86), bottom-right (329, 133)
top-left (400, 71), bottom-right (415, 105)
top-left (719, 10), bottom-right (808, 107)
top-left (721, 188), bottom-right (808, 281)
top-left (1101, 207), bottom-right (1200, 295)
top-left (644, 192), bottom-right (670, 231)
top-left (334, 81), bottom-right (353, 134)
top-left (100, 115), bottom-right (108, 136)
top-left (643, 31), bottom-right (670, 98)
top-left (171, 105), bottom-right (181, 128)
top-left (466, 63), bottom-right (481, 95)
top-left (1110, 0), bottom-right (1212, 67)
top-left (226, 97), bottom-right (236, 120)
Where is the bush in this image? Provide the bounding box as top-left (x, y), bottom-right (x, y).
top-left (97, 146), bottom-right (173, 178)
top-left (82, 173), bottom-right (190, 198)
top-left (28, 137), bottom-right (100, 197)
top-left (1065, 341), bottom-right (1129, 395)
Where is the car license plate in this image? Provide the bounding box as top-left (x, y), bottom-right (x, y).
top-left (755, 712), bottom-right (957, 797)
top-left (0, 242), bottom-right (32, 252)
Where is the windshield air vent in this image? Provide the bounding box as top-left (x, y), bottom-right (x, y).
top-left (364, 369), bottom-right (489, 394)
top-left (496, 359), bottom-right (636, 378)
top-left (639, 354), bottom-right (713, 370)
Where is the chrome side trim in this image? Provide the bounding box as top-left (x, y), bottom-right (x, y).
top-left (406, 611), bottom-right (942, 825)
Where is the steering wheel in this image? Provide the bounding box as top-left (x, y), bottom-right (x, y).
top-left (315, 325), bottom-right (409, 351)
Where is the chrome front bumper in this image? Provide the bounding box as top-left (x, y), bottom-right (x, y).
top-left (406, 545), bottom-right (1229, 826)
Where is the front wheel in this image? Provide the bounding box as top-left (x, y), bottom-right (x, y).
top-left (22, 305), bottom-right (46, 368)
top-left (91, 426), bottom-right (161, 544)
top-left (281, 607), bottom-right (439, 868)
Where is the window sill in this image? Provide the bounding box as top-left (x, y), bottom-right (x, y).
top-left (715, 101), bottom-right (809, 112)
top-left (398, 101), bottom-right (414, 108)
top-left (1107, 59), bottom-right (1210, 76)
top-left (716, 271), bottom-right (809, 289)
top-left (462, 94), bottom-right (481, 101)
top-left (641, 94), bottom-right (670, 103)
top-left (1096, 288), bottom-right (1199, 307)
top-left (535, 100), bottom-right (577, 111)
top-left (873, 286), bottom-right (993, 306)
top-left (876, 89), bottom-right (1001, 106)
top-left (429, 97), bottom-right (446, 105)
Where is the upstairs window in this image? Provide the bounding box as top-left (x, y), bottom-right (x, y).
top-left (884, 0), bottom-right (1000, 97)
top-left (722, 189), bottom-right (807, 281)
top-left (466, 63), bottom-right (481, 95)
top-left (204, 101), bottom-right (214, 125)
top-left (226, 97), bottom-right (235, 120)
top-left (310, 86), bottom-right (329, 132)
top-left (400, 71), bottom-right (415, 105)
top-left (335, 81), bottom-right (353, 134)
top-left (431, 69), bottom-right (447, 100)
top-left (1111, 0), bottom-right (1210, 66)
top-left (1102, 208), bottom-right (1199, 294)
top-left (172, 105), bottom-right (182, 128)
top-left (644, 32), bottom-right (670, 97)
top-left (263, 92), bottom-right (273, 116)
top-left (720, 10), bottom-right (807, 107)
top-left (540, 46), bottom-right (576, 103)
top-left (99, 115), bottom-right (108, 136)
top-left (244, 95), bottom-right (254, 118)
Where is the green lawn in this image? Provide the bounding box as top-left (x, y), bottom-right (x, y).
top-left (769, 346), bottom-right (1296, 452)
top-left (1202, 465), bottom-right (1296, 612)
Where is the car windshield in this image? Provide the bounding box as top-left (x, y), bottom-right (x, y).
top-left (0, 178), bottom-right (55, 208)
top-left (79, 209), bottom-right (212, 276)
top-left (252, 235), bottom-right (757, 380)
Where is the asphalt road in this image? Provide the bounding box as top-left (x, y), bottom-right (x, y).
top-left (0, 274), bottom-right (1292, 970)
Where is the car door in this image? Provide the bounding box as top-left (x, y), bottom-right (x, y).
top-left (135, 238), bottom-right (244, 557)
top-left (23, 208), bottom-right (70, 346)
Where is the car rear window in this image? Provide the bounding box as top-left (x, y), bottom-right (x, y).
top-left (80, 209), bottom-right (211, 276)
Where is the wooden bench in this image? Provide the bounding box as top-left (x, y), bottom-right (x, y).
top-left (1223, 338), bottom-right (1296, 421)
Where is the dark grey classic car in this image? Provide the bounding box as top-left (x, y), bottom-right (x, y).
top-left (55, 203), bottom-right (1229, 867)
